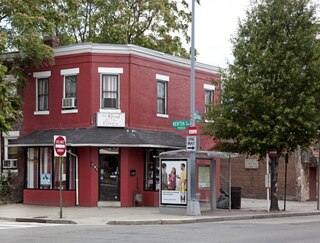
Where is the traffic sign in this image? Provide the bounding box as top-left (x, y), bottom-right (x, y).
top-left (54, 135), bottom-right (67, 157)
top-left (172, 120), bottom-right (190, 130)
top-left (188, 126), bottom-right (197, 136)
top-left (186, 136), bottom-right (197, 151)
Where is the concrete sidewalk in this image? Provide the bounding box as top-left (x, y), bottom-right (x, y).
top-left (0, 198), bottom-right (319, 225)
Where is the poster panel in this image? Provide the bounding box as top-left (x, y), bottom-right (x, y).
top-left (160, 159), bottom-right (188, 206)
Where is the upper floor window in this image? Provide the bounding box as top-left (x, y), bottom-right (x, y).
top-left (98, 67), bottom-right (123, 111)
top-left (102, 75), bottom-right (119, 109)
top-left (37, 78), bottom-right (49, 111)
top-left (204, 84), bottom-right (215, 119)
top-left (33, 71), bottom-right (51, 115)
top-left (4, 75), bottom-right (17, 98)
top-left (61, 68), bottom-right (79, 111)
top-left (156, 74), bottom-right (169, 117)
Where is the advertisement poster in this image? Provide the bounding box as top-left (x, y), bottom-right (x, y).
top-left (160, 159), bottom-right (188, 206)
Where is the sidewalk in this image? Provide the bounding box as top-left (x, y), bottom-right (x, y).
top-left (0, 198), bottom-right (319, 225)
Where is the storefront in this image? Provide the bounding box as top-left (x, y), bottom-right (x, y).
top-left (11, 127), bottom-right (185, 207)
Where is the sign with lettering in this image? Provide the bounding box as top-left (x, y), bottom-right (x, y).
top-left (172, 120), bottom-right (190, 130)
top-left (96, 112), bottom-right (125, 127)
top-left (54, 135), bottom-right (66, 157)
top-left (186, 136), bottom-right (197, 151)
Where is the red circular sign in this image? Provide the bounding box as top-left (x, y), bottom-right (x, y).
top-left (54, 136), bottom-right (66, 157)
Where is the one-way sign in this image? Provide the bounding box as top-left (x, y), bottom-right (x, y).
top-left (186, 136), bottom-right (197, 151)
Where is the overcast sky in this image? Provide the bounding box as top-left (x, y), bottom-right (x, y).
top-left (194, 0), bottom-right (251, 68)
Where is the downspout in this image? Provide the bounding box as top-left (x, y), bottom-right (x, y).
top-left (68, 150), bottom-right (79, 206)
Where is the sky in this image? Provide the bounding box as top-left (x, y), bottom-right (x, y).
top-left (194, 0), bottom-right (251, 68)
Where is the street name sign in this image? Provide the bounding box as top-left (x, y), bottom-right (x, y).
top-left (172, 120), bottom-right (190, 130)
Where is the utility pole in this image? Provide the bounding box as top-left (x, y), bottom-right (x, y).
top-left (187, 0), bottom-right (201, 216)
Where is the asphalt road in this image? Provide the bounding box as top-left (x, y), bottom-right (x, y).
top-left (1, 215), bottom-right (320, 243)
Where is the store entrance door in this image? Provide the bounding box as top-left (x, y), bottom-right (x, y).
top-left (99, 149), bottom-right (120, 201)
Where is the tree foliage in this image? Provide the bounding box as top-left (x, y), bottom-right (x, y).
top-left (55, 0), bottom-right (196, 58)
top-left (0, 0), bottom-right (66, 132)
top-left (204, 0), bottom-right (320, 210)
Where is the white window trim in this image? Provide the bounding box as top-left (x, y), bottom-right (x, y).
top-left (60, 68), bottom-right (79, 76)
top-left (2, 131), bottom-right (19, 161)
top-left (157, 114), bottom-right (169, 119)
top-left (34, 111), bottom-right (50, 115)
top-left (34, 71), bottom-right (51, 114)
top-left (33, 71), bottom-right (51, 78)
top-left (156, 74), bottom-right (169, 117)
top-left (156, 74), bottom-right (170, 82)
top-left (61, 109), bottom-right (78, 114)
top-left (98, 67), bottom-right (123, 74)
top-left (99, 67), bottom-right (123, 111)
top-left (204, 84), bottom-right (215, 91)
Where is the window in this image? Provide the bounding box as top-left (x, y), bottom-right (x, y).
top-left (37, 78), bottom-right (49, 111)
top-left (145, 148), bottom-right (166, 191)
top-left (156, 74), bottom-right (169, 117)
top-left (4, 75), bottom-right (17, 97)
top-left (98, 67), bottom-right (123, 111)
top-left (26, 147), bottom-right (76, 190)
top-left (33, 71), bottom-right (51, 115)
top-left (61, 68), bottom-right (79, 111)
top-left (101, 75), bottom-right (119, 109)
top-left (2, 131), bottom-right (19, 172)
top-left (204, 84), bottom-right (215, 117)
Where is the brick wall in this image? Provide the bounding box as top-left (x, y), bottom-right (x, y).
top-left (220, 153), bottom-right (298, 200)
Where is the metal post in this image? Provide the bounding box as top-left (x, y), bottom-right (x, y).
top-left (186, 0), bottom-right (200, 216)
top-left (59, 157), bottom-right (63, 218)
top-left (228, 155), bottom-right (231, 211)
top-left (284, 153), bottom-right (288, 211)
top-left (317, 149), bottom-right (320, 210)
top-left (210, 159), bottom-right (217, 210)
top-left (266, 153), bottom-right (270, 212)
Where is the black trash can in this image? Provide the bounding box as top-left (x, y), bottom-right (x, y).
top-left (231, 187), bottom-right (241, 209)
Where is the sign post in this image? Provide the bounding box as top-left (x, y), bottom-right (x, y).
top-left (54, 135), bottom-right (66, 219)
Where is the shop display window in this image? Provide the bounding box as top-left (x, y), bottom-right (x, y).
top-left (144, 149), bottom-right (165, 191)
top-left (26, 147), bottom-right (75, 190)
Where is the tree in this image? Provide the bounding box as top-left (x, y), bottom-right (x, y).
top-left (55, 0), bottom-right (197, 58)
top-left (0, 0), bottom-right (67, 132)
top-left (204, 0), bottom-right (320, 210)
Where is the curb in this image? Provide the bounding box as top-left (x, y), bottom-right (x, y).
top-left (14, 217), bottom-right (77, 224)
top-left (106, 211), bottom-right (320, 225)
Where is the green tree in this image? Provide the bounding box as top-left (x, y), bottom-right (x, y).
top-left (55, 0), bottom-right (197, 58)
top-left (204, 0), bottom-right (320, 210)
top-left (0, 0), bottom-right (66, 132)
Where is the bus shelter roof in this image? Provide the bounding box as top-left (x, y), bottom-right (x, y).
top-left (159, 149), bottom-right (240, 159)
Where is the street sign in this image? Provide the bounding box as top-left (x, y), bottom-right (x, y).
top-left (54, 135), bottom-right (67, 157)
top-left (172, 120), bottom-right (190, 130)
top-left (186, 136), bottom-right (197, 151)
top-left (188, 126), bottom-right (197, 136)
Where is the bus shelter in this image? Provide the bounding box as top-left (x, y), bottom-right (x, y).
top-left (159, 149), bottom-right (240, 214)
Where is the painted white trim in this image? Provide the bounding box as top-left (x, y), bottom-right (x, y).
top-left (33, 71), bottom-right (51, 78)
top-left (60, 68), bottom-right (80, 76)
top-left (204, 84), bottom-right (215, 91)
top-left (99, 109), bottom-right (121, 113)
top-left (61, 109), bottom-right (78, 114)
top-left (34, 111), bottom-right (50, 115)
top-left (157, 114), bottom-right (169, 119)
top-left (98, 67), bottom-right (123, 74)
top-left (156, 74), bottom-right (170, 82)
top-left (2, 131), bottom-right (20, 138)
top-left (53, 43), bottom-right (221, 74)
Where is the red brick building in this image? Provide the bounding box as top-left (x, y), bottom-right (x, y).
top-left (11, 43), bottom-right (220, 207)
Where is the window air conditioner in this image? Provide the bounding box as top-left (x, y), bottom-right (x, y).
top-left (62, 97), bottom-right (77, 108)
top-left (103, 98), bottom-right (117, 109)
top-left (3, 159), bottom-right (17, 168)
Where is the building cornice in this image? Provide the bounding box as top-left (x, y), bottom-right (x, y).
top-left (54, 43), bottom-right (222, 74)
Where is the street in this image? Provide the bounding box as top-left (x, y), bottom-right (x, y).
top-left (1, 215), bottom-right (320, 243)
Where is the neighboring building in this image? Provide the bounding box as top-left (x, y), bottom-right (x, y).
top-left (220, 149), bottom-right (317, 202)
top-left (10, 43), bottom-right (220, 207)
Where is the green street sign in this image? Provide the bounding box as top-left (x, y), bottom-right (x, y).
top-left (172, 120), bottom-right (190, 130)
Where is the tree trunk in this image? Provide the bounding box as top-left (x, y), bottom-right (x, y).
top-left (270, 156), bottom-right (280, 211)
